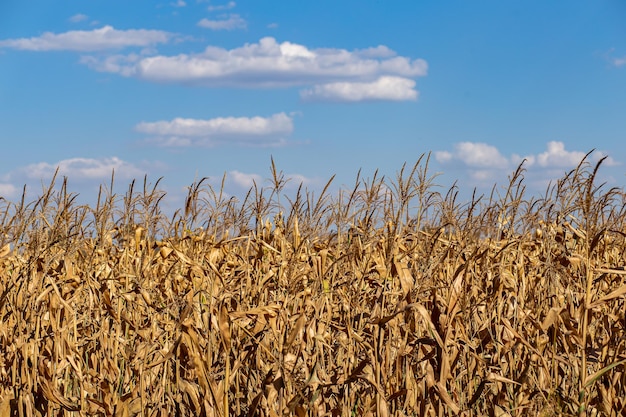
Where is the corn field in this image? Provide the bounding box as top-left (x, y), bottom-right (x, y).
top-left (0, 154), bottom-right (625, 416)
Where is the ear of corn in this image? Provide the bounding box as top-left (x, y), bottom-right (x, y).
top-left (0, 154), bottom-right (624, 416)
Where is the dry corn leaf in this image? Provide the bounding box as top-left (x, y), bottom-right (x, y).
top-left (0, 244), bottom-right (11, 258)
top-left (230, 304), bottom-right (281, 318)
top-left (487, 372), bottom-right (520, 386)
top-left (494, 405), bottom-right (512, 417)
top-left (433, 381), bottom-right (460, 414)
top-left (0, 392), bottom-right (14, 417)
top-left (414, 303), bottom-right (444, 348)
top-left (589, 284), bottom-right (626, 308)
top-left (219, 304), bottom-right (231, 350)
top-left (393, 258), bottom-right (414, 298)
top-left (447, 272), bottom-right (463, 316)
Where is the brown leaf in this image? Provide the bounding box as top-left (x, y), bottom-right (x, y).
top-left (219, 304), bottom-right (231, 350)
top-left (0, 243), bottom-right (11, 258)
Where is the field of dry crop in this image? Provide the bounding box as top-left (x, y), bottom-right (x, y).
top-left (0, 154), bottom-right (625, 416)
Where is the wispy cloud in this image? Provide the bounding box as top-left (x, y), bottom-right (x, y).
top-left (136, 112), bottom-right (295, 147)
top-left (603, 48), bottom-right (626, 68)
top-left (197, 14), bottom-right (246, 30)
top-left (613, 57), bottom-right (626, 67)
top-left (207, 1), bottom-right (236, 12)
top-left (0, 26), bottom-right (175, 52)
top-left (82, 37), bottom-right (427, 101)
top-left (171, 0), bottom-right (187, 7)
top-left (435, 141), bottom-right (618, 186)
top-left (68, 13), bottom-right (89, 23)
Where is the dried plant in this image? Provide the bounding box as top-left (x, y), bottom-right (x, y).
top-left (0, 154), bottom-right (625, 416)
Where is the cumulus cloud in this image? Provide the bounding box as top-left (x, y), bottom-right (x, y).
top-left (136, 112), bottom-right (294, 147)
top-left (227, 170), bottom-right (317, 190)
top-left (0, 157), bottom-right (150, 199)
top-left (435, 141), bottom-right (618, 184)
top-left (301, 76), bottom-right (417, 102)
top-left (0, 26), bottom-right (174, 51)
top-left (535, 141), bottom-right (617, 167)
top-left (229, 171), bottom-right (262, 189)
top-left (0, 183), bottom-right (18, 198)
top-left (435, 142), bottom-right (510, 170)
top-left (80, 37), bottom-right (427, 101)
top-left (535, 141), bottom-right (584, 167)
top-left (197, 14), bottom-right (246, 30)
top-left (15, 157), bottom-right (146, 180)
top-left (4, 26), bottom-right (426, 102)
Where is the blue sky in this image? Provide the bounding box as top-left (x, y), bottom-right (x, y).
top-left (1, 1), bottom-right (625, 209)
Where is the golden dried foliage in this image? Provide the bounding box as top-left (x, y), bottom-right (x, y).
top-left (0, 155), bottom-right (625, 416)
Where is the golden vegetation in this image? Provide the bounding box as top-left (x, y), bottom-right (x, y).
top-left (0, 154), bottom-right (625, 416)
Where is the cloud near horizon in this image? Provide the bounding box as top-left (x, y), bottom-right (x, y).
top-left (227, 170), bottom-right (318, 190)
top-left (0, 157), bottom-right (152, 199)
top-left (435, 141), bottom-right (618, 185)
top-left (135, 112), bottom-right (295, 147)
top-left (18, 157), bottom-right (147, 180)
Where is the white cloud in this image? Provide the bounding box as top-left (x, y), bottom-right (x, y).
top-left (535, 141), bottom-right (586, 168)
top-left (136, 112), bottom-right (294, 147)
top-left (68, 13), bottom-right (89, 23)
top-left (171, 0), bottom-right (187, 7)
top-left (435, 142), bottom-right (509, 169)
top-left (435, 141), bottom-right (619, 186)
top-left (0, 26), bottom-right (174, 52)
top-left (0, 157), bottom-right (150, 200)
top-left (197, 14), bottom-right (246, 30)
top-left (79, 53), bottom-right (141, 77)
top-left (229, 171), bottom-right (262, 188)
top-left (0, 183), bottom-right (18, 198)
top-left (301, 76), bottom-right (417, 102)
top-left (282, 173), bottom-right (318, 187)
top-left (536, 141), bottom-right (617, 167)
top-left (280, 41), bottom-right (316, 59)
top-left (81, 37), bottom-right (427, 102)
top-left (227, 170), bottom-right (317, 190)
top-left (434, 150), bottom-right (453, 163)
top-left (207, 1), bottom-right (236, 11)
top-left (16, 157), bottom-right (145, 181)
